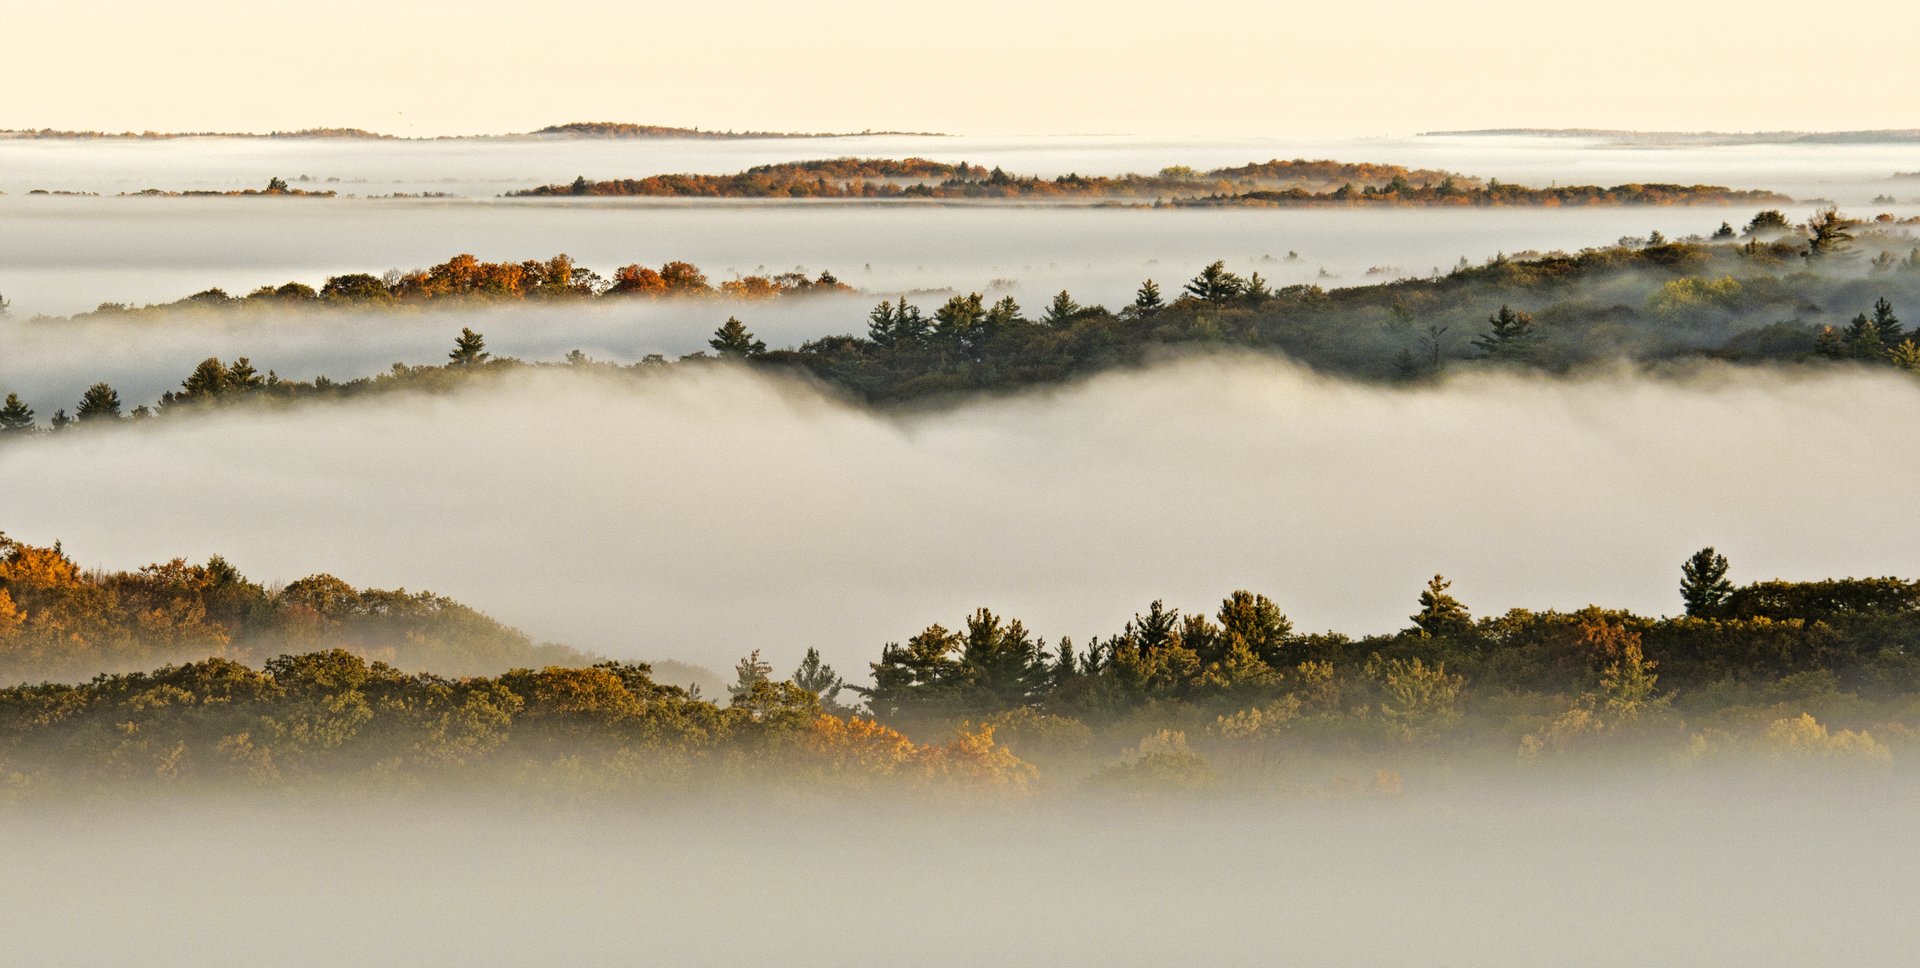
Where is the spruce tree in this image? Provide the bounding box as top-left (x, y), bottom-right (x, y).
top-left (1873, 297), bottom-right (1903, 347)
top-left (791, 647), bottom-right (846, 710)
top-left (448, 327), bottom-right (490, 366)
top-left (709, 317), bottom-right (766, 357)
top-left (0, 393), bottom-right (36, 434)
top-left (1680, 547), bottom-right (1733, 617)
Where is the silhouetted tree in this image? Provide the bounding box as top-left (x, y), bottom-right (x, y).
top-left (1680, 547), bottom-right (1733, 617)
top-left (1473, 304), bottom-right (1538, 361)
top-left (709, 317), bottom-right (766, 357)
top-left (1412, 575), bottom-right (1472, 637)
top-left (448, 327), bottom-right (490, 366)
top-left (1133, 279), bottom-right (1163, 312)
top-left (0, 393), bottom-right (35, 434)
top-left (1184, 261), bottom-right (1246, 305)
top-left (75, 383), bottom-right (122, 422)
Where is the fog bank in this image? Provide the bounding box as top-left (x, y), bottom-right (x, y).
top-left (4, 358), bottom-right (1917, 675)
top-left (3, 782), bottom-right (1915, 967)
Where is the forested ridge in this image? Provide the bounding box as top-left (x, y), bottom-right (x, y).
top-left (1, 534), bottom-right (1917, 797)
top-left (509, 157), bottom-right (1786, 206)
top-left (6, 208), bottom-right (1920, 431)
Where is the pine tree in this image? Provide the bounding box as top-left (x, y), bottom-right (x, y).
top-left (728, 650), bottom-right (773, 701)
top-left (983, 295), bottom-right (1024, 331)
top-left (1872, 297), bottom-right (1903, 346)
top-left (708, 316), bottom-right (766, 357)
top-left (1042, 289), bottom-right (1081, 327)
top-left (791, 647), bottom-right (847, 711)
top-left (1133, 279), bottom-right (1163, 312)
top-left (1412, 575), bottom-right (1472, 637)
top-left (1680, 547), bottom-right (1733, 617)
top-left (1889, 340), bottom-right (1920, 372)
top-left (448, 327), bottom-right (490, 366)
top-left (1712, 222), bottom-right (1736, 240)
top-left (49, 409), bottom-right (73, 431)
top-left (1804, 207), bottom-right (1854, 261)
top-left (74, 383), bottom-right (122, 422)
top-left (227, 357), bottom-right (264, 391)
top-left (0, 393), bottom-right (36, 434)
top-left (1184, 261), bottom-right (1246, 305)
top-left (1473, 304), bottom-right (1539, 361)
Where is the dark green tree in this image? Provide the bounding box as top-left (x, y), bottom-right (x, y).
top-left (1412, 575), bottom-right (1473, 637)
top-left (1184, 261), bottom-right (1246, 305)
top-left (791, 647), bottom-right (847, 711)
top-left (709, 316), bottom-right (766, 357)
top-left (1473, 304), bottom-right (1538, 361)
top-left (448, 327), bottom-right (490, 366)
top-left (75, 383), bottom-right (122, 422)
top-left (1844, 313), bottom-right (1883, 360)
top-left (1680, 547), bottom-right (1733, 618)
top-left (1872, 298), bottom-right (1903, 347)
top-left (1042, 290), bottom-right (1081, 327)
top-left (1133, 279), bottom-right (1163, 312)
top-left (0, 393), bottom-right (35, 434)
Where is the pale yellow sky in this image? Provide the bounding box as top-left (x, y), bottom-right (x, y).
top-left (6, 0), bottom-right (1916, 136)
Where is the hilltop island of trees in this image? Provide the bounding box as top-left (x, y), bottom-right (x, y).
top-left (1, 533), bottom-right (1916, 797)
top-left (508, 157), bottom-right (1792, 207)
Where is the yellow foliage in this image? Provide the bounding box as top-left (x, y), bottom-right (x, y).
top-left (1761, 713), bottom-right (1892, 764)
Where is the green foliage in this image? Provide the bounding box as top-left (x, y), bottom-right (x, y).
top-left (1681, 548), bottom-right (1733, 617)
top-left (709, 317), bottom-right (766, 357)
top-left (448, 327), bottom-right (490, 367)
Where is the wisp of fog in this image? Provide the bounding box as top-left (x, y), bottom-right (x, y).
top-left (3, 356), bottom-right (1916, 678)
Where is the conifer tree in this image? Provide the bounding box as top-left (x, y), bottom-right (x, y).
top-left (708, 317), bottom-right (766, 357)
top-left (1184, 261), bottom-right (1246, 305)
top-left (1133, 279), bottom-right (1163, 312)
top-left (448, 327), bottom-right (490, 366)
top-left (1873, 297), bottom-right (1903, 347)
top-left (1042, 290), bottom-right (1081, 327)
top-left (1412, 575), bottom-right (1472, 637)
top-left (0, 393), bottom-right (35, 434)
top-left (74, 383), bottom-right (122, 422)
top-left (1473, 304), bottom-right (1538, 361)
top-left (1680, 547), bottom-right (1733, 617)
top-left (791, 647), bottom-right (847, 711)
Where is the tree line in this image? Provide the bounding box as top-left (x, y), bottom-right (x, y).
top-left (2, 534), bottom-right (1917, 794)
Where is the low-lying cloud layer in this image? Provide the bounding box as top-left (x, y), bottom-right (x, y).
top-left (4, 356), bottom-right (1917, 676)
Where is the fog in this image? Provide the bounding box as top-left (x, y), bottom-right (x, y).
top-left (0, 195), bottom-right (1845, 322)
top-left (3, 358), bottom-right (1916, 677)
top-left (3, 781), bottom-right (1915, 967)
top-left (4, 131), bottom-right (1917, 200)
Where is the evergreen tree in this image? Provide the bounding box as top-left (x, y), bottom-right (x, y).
top-left (1872, 298), bottom-right (1903, 347)
top-left (227, 357), bottom-right (264, 391)
top-left (1804, 207), bottom-right (1854, 261)
top-left (1844, 313), bottom-right (1883, 360)
top-left (1412, 575), bottom-right (1472, 637)
top-left (791, 647), bottom-right (847, 710)
top-left (728, 650), bottom-right (773, 701)
top-left (1889, 340), bottom-right (1920, 372)
top-left (1814, 325), bottom-right (1844, 359)
top-left (448, 327), bottom-right (490, 366)
top-left (983, 295), bottom-right (1024, 331)
top-left (932, 293), bottom-right (987, 348)
top-left (1042, 290), bottom-right (1081, 327)
top-left (0, 393), bottom-right (36, 434)
top-left (1473, 304), bottom-right (1539, 361)
top-left (49, 409), bottom-right (73, 431)
top-left (1680, 547), bottom-right (1733, 618)
top-left (708, 316), bottom-right (766, 357)
top-left (74, 383), bottom-right (122, 422)
top-left (1133, 279), bottom-right (1163, 312)
top-left (1712, 222), bottom-right (1736, 240)
top-left (957, 608), bottom-right (1051, 710)
top-left (1184, 261), bottom-right (1246, 305)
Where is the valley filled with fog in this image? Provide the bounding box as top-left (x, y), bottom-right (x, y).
top-left (4, 359), bottom-right (1916, 677)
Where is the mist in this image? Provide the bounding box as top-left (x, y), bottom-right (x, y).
top-left (3, 780), bottom-right (1915, 967)
top-left (4, 357), bottom-right (1916, 677)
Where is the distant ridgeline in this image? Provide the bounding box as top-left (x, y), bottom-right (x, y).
top-left (508, 157), bottom-right (1791, 206)
top-left (6, 208), bottom-right (1920, 427)
top-left (1425, 128), bottom-right (1920, 146)
top-left (0, 121), bottom-right (940, 141)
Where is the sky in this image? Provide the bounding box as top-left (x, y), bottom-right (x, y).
top-left (6, 0), bottom-right (1918, 137)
